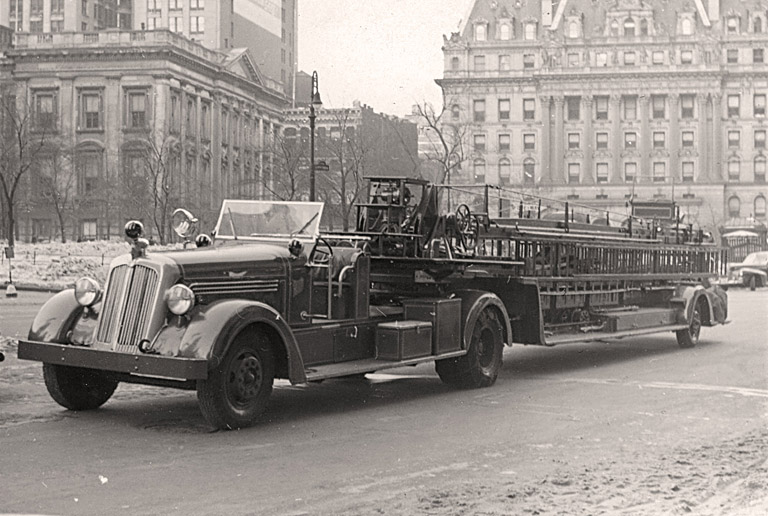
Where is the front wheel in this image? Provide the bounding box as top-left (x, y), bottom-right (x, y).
top-left (676, 300), bottom-right (703, 349)
top-left (197, 331), bottom-right (275, 430)
top-left (43, 364), bottom-right (118, 410)
top-left (436, 307), bottom-right (504, 388)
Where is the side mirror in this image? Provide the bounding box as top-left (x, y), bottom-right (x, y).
top-left (172, 208), bottom-right (198, 241)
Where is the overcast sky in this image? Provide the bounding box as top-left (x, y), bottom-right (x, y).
top-left (297, 0), bottom-right (470, 117)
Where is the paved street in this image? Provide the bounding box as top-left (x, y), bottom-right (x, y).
top-left (0, 289), bottom-right (766, 515)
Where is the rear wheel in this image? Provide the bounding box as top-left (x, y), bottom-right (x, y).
top-left (43, 364), bottom-right (118, 410)
top-left (436, 307), bottom-right (504, 388)
top-left (197, 331), bottom-right (275, 430)
top-left (676, 300), bottom-right (703, 349)
top-left (749, 275), bottom-right (757, 291)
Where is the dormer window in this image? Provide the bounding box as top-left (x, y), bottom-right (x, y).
top-left (499, 23), bottom-right (511, 40)
top-left (566, 14), bottom-right (582, 38)
top-left (624, 18), bottom-right (635, 36)
top-left (727, 17), bottom-right (739, 34)
top-left (681, 18), bottom-right (693, 35)
top-left (475, 23), bottom-right (487, 41)
top-left (754, 16), bottom-right (765, 33)
top-left (524, 22), bottom-right (537, 40)
top-left (451, 57), bottom-right (460, 71)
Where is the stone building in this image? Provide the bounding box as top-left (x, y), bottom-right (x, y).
top-left (439, 0), bottom-right (768, 232)
top-left (3, 29), bottom-right (286, 242)
top-left (1, 0), bottom-right (129, 32)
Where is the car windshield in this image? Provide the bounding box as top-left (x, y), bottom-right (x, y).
top-left (743, 252), bottom-right (768, 265)
top-left (215, 200), bottom-right (324, 239)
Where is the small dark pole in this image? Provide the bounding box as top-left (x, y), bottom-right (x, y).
top-left (308, 71), bottom-right (323, 201)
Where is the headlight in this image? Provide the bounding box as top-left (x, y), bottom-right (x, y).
top-left (166, 284), bottom-right (195, 315)
top-left (74, 277), bottom-right (102, 307)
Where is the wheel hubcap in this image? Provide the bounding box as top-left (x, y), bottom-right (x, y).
top-left (228, 353), bottom-right (263, 407)
top-left (690, 309), bottom-right (702, 343)
top-left (478, 328), bottom-right (495, 368)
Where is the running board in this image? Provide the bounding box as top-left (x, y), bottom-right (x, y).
top-left (544, 324), bottom-right (689, 346)
top-left (304, 350), bottom-right (466, 382)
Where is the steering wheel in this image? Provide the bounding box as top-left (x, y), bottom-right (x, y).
top-left (311, 236), bottom-right (334, 264)
top-left (455, 204), bottom-right (479, 250)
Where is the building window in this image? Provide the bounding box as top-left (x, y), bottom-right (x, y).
top-left (755, 156), bottom-right (766, 183)
top-left (523, 54), bottom-right (535, 69)
top-left (728, 130), bottom-right (741, 148)
top-left (568, 133), bottom-right (580, 149)
top-left (728, 94), bottom-right (740, 117)
top-left (498, 159), bottom-right (511, 184)
top-left (451, 57), bottom-right (460, 71)
top-left (190, 0), bottom-right (204, 8)
top-left (169, 0), bottom-right (183, 9)
top-left (727, 49), bottom-right (739, 64)
top-left (682, 161), bottom-right (694, 182)
top-left (596, 132), bottom-right (608, 149)
top-left (680, 49), bottom-right (693, 64)
top-left (169, 16), bottom-right (182, 32)
top-left (473, 99), bottom-right (486, 122)
top-left (51, 20), bottom-right (64, 32)
top-left (451, 104), bottom-right (460, 120)
top-left (124, 89), bottom-right (149, 129)
top-left (500, 24), bottom-right (511, 40)
top-left (652, 95), bottom-right (666, 119)
top-left (191, 16), bottom-right (205, 33)
top-left (170, 91), bottom-right (181, 134)
top-left (473, 134), bottom-right (486, 152)
top-left (624, 51), bottom-right (636, 65)
top-left (33, 90), bottom-right (58, 131)
top-left (625, 162), bottom-right (637, 182)
top-left (568, 53), bottom-right (580, 66)
top-left (754, 48), bottom-right (764, 63)
top-left (682, 131), bottom-right (695, 147)
top-left (498, 99), bottom-right (510, 121)
top-left (624, 17), bottom-right (635, 36)
top-left (568, 21), bottom-right (580, 38)
top-left (475, 24), bottom-right (487, 42)
top-left (680, 94), bottom-right (695, 118)
top-left (596, 52), bottom-right (608, 67)
top-left (201, 101), bottom-right (211, 139)
top-left (474, 55), bottom-right (485, 71)
top-left (652, 51), bottom-right (664, 64)
top-left (524, 23), bottom-right (536, 40)
top-left (754, 94), bottom-right (766, 116)
top-left (756, 17), bottom-right (764, 33)
top-left (499, 55), bottom-right (510, 71)
top-left (81, 220), bottom-right (98, 240)
top-left (498, 134), bottom-right (510, 152)
top-left (727, 17), bottom-right (739, 34)
top-left (652, 162), bottom-right (666, 182)
top-left (523, 133), bottom-right (536, 151)
top-left (82, 0), bottom-right (88, 16)
top-left (625, 132), bottom-right (637, 149)
top-left (186, 97), bottom-right (196, 136)
top-left (568, 163), bottom-right (580, 183)
top-left (30, 20), bottom-right (43, 33)
top-left (755, 130), bottom-right (766, 149)
top-left (624, 96), bottom-right (637, 120)
top-left (523, 158), bottom-right (535, 184)
top-left (728, 196), bottom-right (741, 217)
top-left (640, 19), bottom-right (649, 35)
top-left (653, 131), bottom-right (666, 148)
top-left (595, 96), bottom-right (609, 120)
top-left (523, 98), bottom-right (535, 120)
top-left (756, 196), bottom-right (767, 217)
top-left (596, 162), bottom-right (609, 183)
top-left (473, 159), bottom-right (486, 183)
top-left (78, 90), bottom-right (103, 131)
top-left (728, 159), bottom-right (741, 181)
top-left (681, 18), bottom-right (694, 35)
top-left (77, 150), bottom-right (102, 196)
top-left (566, 97), bottom-right (580, 120)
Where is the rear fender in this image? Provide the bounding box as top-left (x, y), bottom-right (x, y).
top-left (151, 299), bottom-right (307, 384)
top-left (28, 290), bottom-right (96, 344)
top-left (674, 284), bottom-right (727, 326)
top-left (449, 290), bottom-right (513, 348)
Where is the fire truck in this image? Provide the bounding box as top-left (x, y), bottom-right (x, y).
top-left (18, 177), bottom-right (728, 430)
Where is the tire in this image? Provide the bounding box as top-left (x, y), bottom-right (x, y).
top-left (749, 275), bottom-right (756, 291)
top-left (197, 331), bottom-right (275, 430)
top-left (436, 307), bottom-right (504, 388)
top-left (676, 300), bottom-right (703, 349)
top-left (43, 363), bottom-right (118, 410)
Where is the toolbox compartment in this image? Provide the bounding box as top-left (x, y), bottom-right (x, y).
top-left (402, 298), bottom-right (462, 354)
top-left (375, 320), bottom-right (432, 361)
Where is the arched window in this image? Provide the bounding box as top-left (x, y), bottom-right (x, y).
top-left (568, 21), bottom-right (579, 38)
top-left (473, 159), bottom-right (486, 183)
top-left (728, 196), bottom-right (741, 218)
top-left (754, 155), bottom-right (766, 182)
top-left (451, 104), bottom-right (460, 120)
top-left (524, 23), bottom-right (536, 40)
top-left (755, 196), bottom-right (767, 218)
top-left (624, 18), bottom-right (635, 36)
top-left (681, 18), bottom-right (693, 35)
top-left (640, 19), bottom-right (649, 35)
top-left (610, 20), bottom-right (620, 36)
top-left (755, 17), bottom-right (763, 33)
top-left (498, 158), bottom-right (511, 185)
top-left (728, 159), bottom-right (741, 181)
top-left (727, 17), bottom-right (739, 33)
top-left (500, 23), bottom-right (511, 40)
top-left (475, 24), bottom-right (487, 41)
top-left (451, 56), bottom-right (460, 71)
top-left (523, 158), bottom-right (535, 184)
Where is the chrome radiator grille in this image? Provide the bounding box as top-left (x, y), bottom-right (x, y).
top-left (96, 264), bottom-right (160, 352)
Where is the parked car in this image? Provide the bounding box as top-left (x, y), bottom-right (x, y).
top-left (724, 251), bottom-right (768, 290)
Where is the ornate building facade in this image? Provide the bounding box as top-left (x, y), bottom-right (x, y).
top-left (3, 29), bottom-right (286, 242)
top-left (439, 0), bottom-right (768, 232)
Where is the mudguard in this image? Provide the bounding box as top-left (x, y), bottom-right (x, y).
top-left (449, 290), bottom-right (513, 349)
top-left (674, 283), bottom-right (728, 327)
top-left (151, 299), bottom-right (307, 384)
top-left (27, 290), bottom-right (88, 343)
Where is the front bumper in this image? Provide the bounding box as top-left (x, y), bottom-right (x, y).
top-left (18, 340), bottom-right (208, 380)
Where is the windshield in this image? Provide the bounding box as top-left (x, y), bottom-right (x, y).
top-left (215, 200), bottom-right (324, 239)
top-left (743, 252), bottom-right (768, 265)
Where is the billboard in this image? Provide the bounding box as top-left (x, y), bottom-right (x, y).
top-left (234, 0), bottom-right (281, 37)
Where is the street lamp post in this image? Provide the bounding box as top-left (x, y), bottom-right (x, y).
top-left (308, 71), bottom-right (323, 202)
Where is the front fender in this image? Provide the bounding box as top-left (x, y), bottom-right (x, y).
top-left (151, 299), bottom-right (307, 384)
top-left (450, 290), bottom-right (513, 349)
top-left (737, 268), bottom-right (768, 279)
top-left (28, 290), bottom-right (85, 343)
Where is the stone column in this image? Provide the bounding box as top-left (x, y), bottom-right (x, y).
top-left (698, 94), bottom-right (710, 181)
top-left (258, 116), bottom-right (265, 197)
top-left (582, 95), bottom-right (594, 184)
top-left (668, 93), bottom-right (680, 184)
top-left (711, 93), bottom-right (722, 183)
top-left (610, 94), bottom-right (622, 183)
top-left (540, 95), bottom-right (552, 184)
top-left (553, 96), bottom-right (565, 184)
top-left (639, 95), bottom-right (651, 179)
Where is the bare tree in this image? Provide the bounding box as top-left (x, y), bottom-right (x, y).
top-left (411, 100), bottom-right (470, 185)
top-left (261, 129), bottom-right (309, 201)
top-left (34, 143), bottom-right (76, 243)
top-left (0, 87), bottom-right (50, 247)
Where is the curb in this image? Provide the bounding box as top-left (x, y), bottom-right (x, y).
top-left (3, 283), bottom-right (65, 293)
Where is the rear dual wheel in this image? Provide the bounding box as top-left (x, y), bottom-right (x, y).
top-left (676, 300), bottom-right (704, 349)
